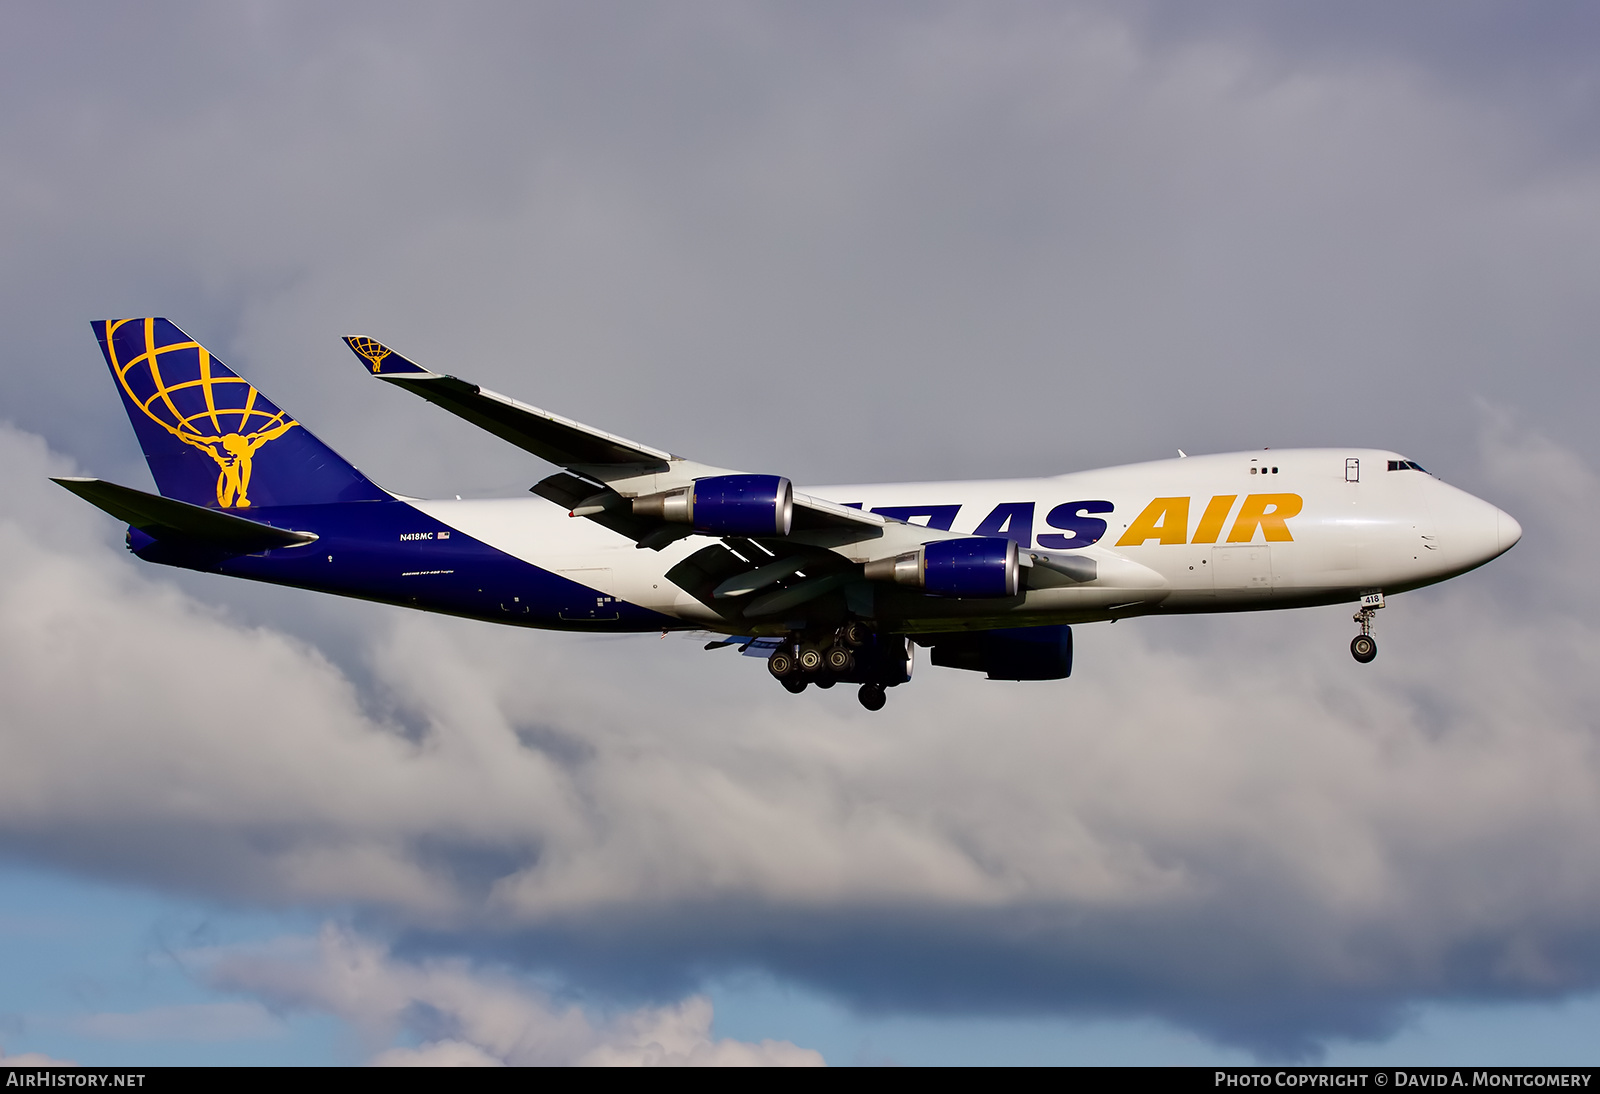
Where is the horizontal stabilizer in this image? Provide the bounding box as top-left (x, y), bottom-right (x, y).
top-left (52, 477), bottom-right (317, 553)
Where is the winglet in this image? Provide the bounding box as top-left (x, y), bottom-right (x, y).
top-left (342, 336), bottom-right (436, 377)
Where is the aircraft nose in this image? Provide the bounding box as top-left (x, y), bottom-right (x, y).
top-left (1497, 508), bottom-right (1523, 554)
top-left (1431, 486), bottom-right (1518, 572)
top-left (1457, 494), bottom-right (1518, 568)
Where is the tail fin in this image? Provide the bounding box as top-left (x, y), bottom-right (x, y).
top-left (93, 318), bottom-right (389, 509)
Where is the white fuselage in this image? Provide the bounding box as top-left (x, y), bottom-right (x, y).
top-left (410, 449), bottom-right (1520, 634)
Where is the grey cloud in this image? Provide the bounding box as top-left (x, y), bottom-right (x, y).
top-left (6, 413), bottom-right (1600, 1057)
top-left (1134, 0), bottom-right (1600, 128)
top-left (6, 3), bottom-right (1597, 495)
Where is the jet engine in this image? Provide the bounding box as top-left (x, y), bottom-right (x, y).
top-left (863, 537), bottom-right (1020, 598)
top-left (632, 474), bottom-right (793, 536)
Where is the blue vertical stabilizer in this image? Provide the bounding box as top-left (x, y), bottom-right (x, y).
top-left (94, 318), bottom-right (389, 509)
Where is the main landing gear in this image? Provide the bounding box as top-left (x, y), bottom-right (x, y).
top-left (1350, 593), bottom-right (1384, 664)
top-left (767, 622), bottom-right (892, 710)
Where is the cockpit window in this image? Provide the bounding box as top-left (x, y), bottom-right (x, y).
top-left (1387, 459), bottom-right (1429, 473)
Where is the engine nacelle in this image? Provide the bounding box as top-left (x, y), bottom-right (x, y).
top-left (864, 537), bottom-right (1019, 598)
top-left (926, 625), bottom-right (1073, 680)
top-left (632, 474), bottom-right (793, 536)
top-left (924, 537), bottom-right (1019, 597)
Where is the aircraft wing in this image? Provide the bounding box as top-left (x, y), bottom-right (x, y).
top-left (342, 337), bottom-right (889, 544)
top-left (343, 337), bottom-right (679, 472)
top-left (340, 336), bottom-right (1037, 622)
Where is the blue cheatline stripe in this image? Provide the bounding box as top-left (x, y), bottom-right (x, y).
top-left (132, 499), bottom-right (673, 633)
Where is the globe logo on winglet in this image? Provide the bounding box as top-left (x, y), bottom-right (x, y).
top-left (346, 337), bottom-right (392, 374)
top-left (106, 318), bottom-right (299, 509)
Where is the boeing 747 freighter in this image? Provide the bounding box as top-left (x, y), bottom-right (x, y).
top-left (55, 319), bottom-right (1521, 710)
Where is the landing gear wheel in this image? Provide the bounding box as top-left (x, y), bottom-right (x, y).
top-left (825, 646), bottom-right (855, 673)
top-left (840, 621), bottom-right (869, 648)
top-left (782, 676), bottom-right (809, 694)
top-left (1350, 599), bottom-right (1382, 665)
top-left (797, 644), bottom-right (824, 673)
top-left (815, 677), bottom-right (836, 689)
top-left (768, 650), bottom-right (795, 678)
top-left (857, 683), bottom-right (886, 711)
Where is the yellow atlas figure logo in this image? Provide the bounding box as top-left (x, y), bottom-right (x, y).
top-left (346, 336), bottom-right (392, 374)
top-left (107, 318), bottom-right (299, 509)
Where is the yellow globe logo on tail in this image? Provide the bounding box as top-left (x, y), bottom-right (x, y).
top-left (347, 337), bottom-right (392, 374)
top-left (105, 318), bottom-right (300, 509)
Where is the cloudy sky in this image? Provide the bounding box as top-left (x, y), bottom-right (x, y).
top-left (1, 0), bottom-right (1598, 1066)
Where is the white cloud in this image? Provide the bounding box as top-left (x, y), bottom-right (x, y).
top-left (5, 400), bottom-right (1599, 1055)
top-left (203, 925), bottom-right (822, 1067)
top-left (0, 1047), bottom-right (75, 1066)
top-left (371, 1041), bottom-right (504, 1067)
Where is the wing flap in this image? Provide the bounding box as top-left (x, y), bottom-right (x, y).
top-left (712, 550), bottom-right (848, 599)
top-left (743, 571), bottom-right (860, 617)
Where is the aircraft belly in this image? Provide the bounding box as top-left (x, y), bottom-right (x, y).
top-left (1211, 544), bottom-right (1274, 598)
top-left (1019, 584), bottom-right (1168, 616)
top-left (208, 499), bottom-right (674, 631)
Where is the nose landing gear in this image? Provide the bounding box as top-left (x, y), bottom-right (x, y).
top-left (1351, 592), bottom-right (1384, 664)
top-left (1350, 633), bottom-right (1377, 663)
